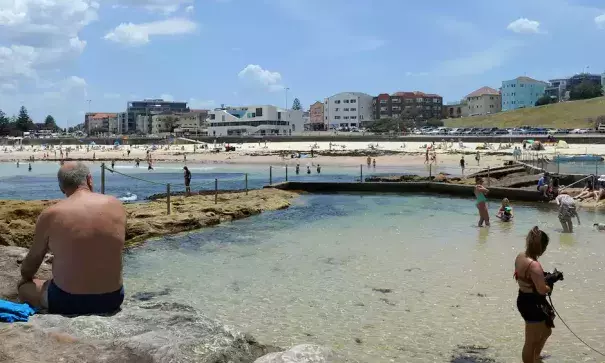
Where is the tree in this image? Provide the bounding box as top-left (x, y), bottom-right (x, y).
top-left (292, 98), bottom-right (302, 110)
top-left (535, 95), bottom-right (555, 106)
top-left (15, 106), bottom-right (33, 132)
top-left (570, 81), bottom-right (604, 101)
top-left (44, 115), bottom-right (58, 131)
top-left (0, 109), bottom-right (12, 136)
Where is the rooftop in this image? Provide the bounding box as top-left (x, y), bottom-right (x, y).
top-left (87, 113), bottom-right (118, 120)
top-left (391, 91), bottom-right (442, 98)
top-left (465, 86), bottom-right (500, 98)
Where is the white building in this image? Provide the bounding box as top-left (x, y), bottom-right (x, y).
top-left (323, 92), bottom-right (374, 129)
top-left (207, 105), bottom-right (304, 136)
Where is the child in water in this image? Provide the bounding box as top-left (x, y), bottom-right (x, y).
top-left (496, 198), bottom-right (514, 222)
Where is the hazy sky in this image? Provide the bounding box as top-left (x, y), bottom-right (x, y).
top-left (1, 0), bottom-right (604, 126)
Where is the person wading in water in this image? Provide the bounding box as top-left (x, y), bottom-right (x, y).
top-left (474, 177), bottom-right (490, 227)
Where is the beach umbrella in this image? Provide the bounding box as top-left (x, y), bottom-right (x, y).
top-left (557, 140), bottom-right (569, 149)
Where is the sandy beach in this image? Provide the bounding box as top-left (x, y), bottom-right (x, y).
top-left (2, 139), bottom-right (588, 175)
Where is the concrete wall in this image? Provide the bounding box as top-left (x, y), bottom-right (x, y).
top-left (270, 181), bottom-right (550, 202)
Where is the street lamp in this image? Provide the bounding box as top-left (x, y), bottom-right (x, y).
top-left (285, 87), bottom-right (290, 110)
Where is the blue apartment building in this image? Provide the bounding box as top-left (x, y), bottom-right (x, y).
top-left (501, 76), bottom-right (548, 111)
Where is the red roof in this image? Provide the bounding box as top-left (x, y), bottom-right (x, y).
top-left (87, 113), bottom-right (117, 120)
top-left (465, 86), bottom-right (500, 98)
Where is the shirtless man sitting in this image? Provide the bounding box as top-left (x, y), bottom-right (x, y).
top-left (18, 161), bottom-right (126, 315)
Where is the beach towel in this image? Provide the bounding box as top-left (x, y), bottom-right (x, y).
top-left (0, 299), bottom-right (36, 323)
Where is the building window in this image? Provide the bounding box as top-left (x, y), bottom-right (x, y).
top-left (433, 98), bottom-right (440, 103)
top-left (278, 112), bottom-right (281, 120)
top-left (334, 116), bottom-right (341, 119)
top-left (350, 108), bottom-right (356, 111)
top-left (380, 99), bottom-right (387, 104)
top-left (344, 108), bottom-right (349, 111)
top-left (521, 84), bottom-right (524, 87)
top-left (335, 108), bottom-right (339, 111)
top-left (350, 116), bottom-right (357, 119)
top-left (221, 115), bottom-right (225, 121)
top-left (350, 99), bottom-right (356, 103)
top-left (210, 114), bottom-right (216, 120)
top-left (334, 100), bottom-right (341, 104)
top-left (344, 116), bottom-right (349, 119)
top-left (256, 108), bottom-right (263, 117)
top-left (416, 98), bottom-right (423, 102)
top-left (344, 100), bottom-right (349, 103)
top-left (392, 98), bottom-right (401, 103)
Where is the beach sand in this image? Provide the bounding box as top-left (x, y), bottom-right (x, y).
top-left (0, 140), bottom-right (565, 174)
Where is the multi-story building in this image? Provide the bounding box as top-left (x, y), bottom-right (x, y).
top-left (125, 99), bottom-right (189, 133)
top-left (136, 110), bottom-right (208, 135)
top-left (443, 100), bottom-right (469, 119)
top-left (308, 101), bottom-right (325, 131)
top-left (545, 78), bottom-right (569, 102)
top-left (465, 87), bottom-right (501, 116)
top-left (207, 105), bottom-right (304, 136)
top-left (85, 113), bottom-right (118, 134)
top-left (372, 91), bottom-right (443, 122)
top-left (502, 77), bottom-right (549, 111)
top-left (324, 92), bottom-right (373, 129)
top-left (567, 73), bottom-right (602, 90)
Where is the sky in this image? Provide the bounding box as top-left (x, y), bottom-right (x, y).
top-left (1, 0), bottom-right (605, 127)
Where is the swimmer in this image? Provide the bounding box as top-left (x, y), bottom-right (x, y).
top-left (496, 198), bottom-right (514, 222)
top-left (295, 163), bottom-right (300, 175)
top-left (28, 163), bottom-right (32, 172)
top-left (316, 164), bottom-right (321, 174)
top-left (306, 165), bottom-right (311, 174)
top-left (593, 223), bottom-right (605, 231)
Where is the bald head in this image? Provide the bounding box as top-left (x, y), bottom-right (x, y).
top-left (58, 161), bottom-right (92, 194)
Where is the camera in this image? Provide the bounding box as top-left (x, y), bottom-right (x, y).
top-left (544, 268), bottom-right (564, 289)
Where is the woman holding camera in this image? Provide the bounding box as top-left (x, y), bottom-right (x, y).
top-left (514, 226), bottom-right (554, 363)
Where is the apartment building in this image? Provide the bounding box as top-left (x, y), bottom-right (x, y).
top-left (207, 105), bottom-right (304, 136)
top-left (308, 101), bottom-right (325, 131)
top-left (125, 99), bottom-right (189, 133)
top-left (136, 110), bottom-right (209, 135)
top-left (372, 91), bottom-right (443, 121)
top-left (545, 78), bottom-right (569, 102)
top-left (465, 87), bottom-right (501, 116)
top-left (443, 100), bottom-right (469, 119)
top-left (501, 76), bottom-right (548, 111)
top-left (85, 113), bottom-right (118, 134)
top-left (324, 92), bottom-right (373, 129)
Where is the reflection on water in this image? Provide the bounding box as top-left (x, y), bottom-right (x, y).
top-left (125, 194), bottom-right (605, 362)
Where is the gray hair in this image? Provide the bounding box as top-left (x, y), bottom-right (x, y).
top-left (57, 162), bottom-right (90, 190)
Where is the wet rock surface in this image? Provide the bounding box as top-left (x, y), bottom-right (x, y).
top-left (0, 189), bottom-right (298, 249)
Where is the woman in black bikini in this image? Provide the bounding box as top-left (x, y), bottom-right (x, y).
top-left (514, 226), bottom-right (553, 363)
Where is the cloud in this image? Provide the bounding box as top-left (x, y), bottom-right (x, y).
top-left (104, 18), bottom-right (198, 46)
top-left (112, 0), bottom-right (193, 13)
top-left (0, 0), bottom-right (97, 85)
top-left (507, 18), bottom-right (542, 34)
top-left (596, 14), bottom-right (605, 29)
top-left (185, 5), bottom-right (194, 13)
top-left (238, 64), bottom-right (284, 92)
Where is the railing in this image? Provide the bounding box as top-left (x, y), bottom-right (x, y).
top-left (99, 163), bottom-right (250, 215)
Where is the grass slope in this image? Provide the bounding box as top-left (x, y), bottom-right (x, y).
top-left (444, 97), bottom-right (605, 128)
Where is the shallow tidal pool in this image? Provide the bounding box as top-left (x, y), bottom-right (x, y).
top-left (124, 194), bottom-right (605, 362)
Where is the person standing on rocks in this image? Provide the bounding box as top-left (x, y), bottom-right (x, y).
top-left (460, 156), bottom-right (465, 174)
top-left (184, 166), bottom-right (192, 195)
top-left (17, 161), bottom-right (126, 316)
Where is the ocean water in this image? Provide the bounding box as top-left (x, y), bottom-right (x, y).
top-left (0, 161), bottom-right (463, 200)
top-left (124, 194), bottom-right (605, 362)
top-left (542, 161), bottom-right (605, 176)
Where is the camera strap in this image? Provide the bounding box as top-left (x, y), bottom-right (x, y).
top-left (548, 295), bottom-right (605, 357)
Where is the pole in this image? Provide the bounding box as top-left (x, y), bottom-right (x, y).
top-left (245, 173), bottom-right (248, 195)
top-left (487, 166), bottom-right (491, 186)
top-left (166, 183), bottom-right (171, 215)
top-left (360, 164), bottom-right (363, 182)
top-left (100, 163), bottom-right (106, 194)
top-left (429, 163), bottom-right (432, 179)
top-left (269, 166), bottom-right (273, 185)
top-left (215, 178), bottom-right (218, 205)
top-left (285, 165), bottom-right (288, 181)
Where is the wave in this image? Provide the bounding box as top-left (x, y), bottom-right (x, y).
top-left (118, 192), bottom-right (138, 202)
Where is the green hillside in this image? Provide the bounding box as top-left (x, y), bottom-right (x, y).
top-left (444, 97), bottom-right (605, 128)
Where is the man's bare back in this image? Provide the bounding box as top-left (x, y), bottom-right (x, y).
top-left (48, 191), bottom-right (126, 294)
top-left (19, 161), bottom-right (126, 315)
